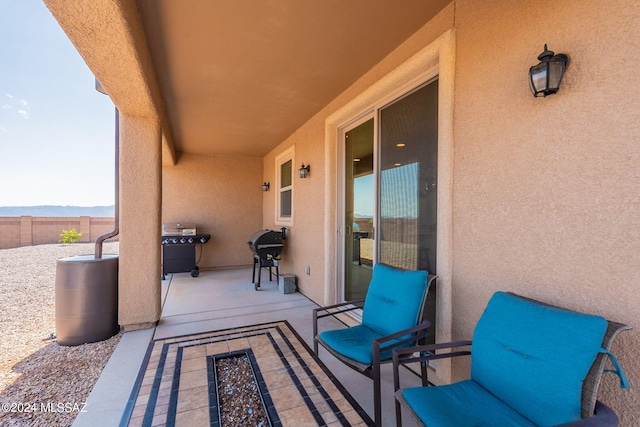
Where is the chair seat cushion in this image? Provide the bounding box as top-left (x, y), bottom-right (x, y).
top-left (318, 324), bottom-right (391, 365)
top-left (401, 380), bottom-right (537, 427)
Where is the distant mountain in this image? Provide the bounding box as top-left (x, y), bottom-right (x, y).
top-left (0, 205), bottom-right (115, 217)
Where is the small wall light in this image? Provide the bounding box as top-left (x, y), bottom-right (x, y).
top-left (262, 182), bottom-right (270, 191)
top-left (529, 44), bottom-right (570, 97)
top-left (299, 163), bottom-right (310, 179)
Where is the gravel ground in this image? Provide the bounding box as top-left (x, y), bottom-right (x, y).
top-left (0, 242), bottom-right (122, 427)
top-left (217, 355), bottom-right (268, 426)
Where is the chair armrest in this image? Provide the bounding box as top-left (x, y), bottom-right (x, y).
top-left (393, 340), bottom-right (473, 364)
top-left (553, 401), bottom-right (619, 427)
top-left (373, 320), bottom-right (433, 354)
top-left (312, 299), bottom-right (366, 352)
top-left (313, 298), bottom-right (365, 319)
top-left (392, 340), bottom-right (472, 392)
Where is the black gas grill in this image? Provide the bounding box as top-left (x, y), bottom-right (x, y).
top-left (162, 223), bottom-right (210, 279)
top-left (247, 228), bottom-right (285, 290)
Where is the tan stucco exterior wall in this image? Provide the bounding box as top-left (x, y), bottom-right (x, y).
top-left (118, 114), bottom-right (163, 330)
top-left (162, 153), bottom-right (263, 269)
top-left (262, 124), bottom-right (327, 302)
top-left (265, 0), bottom-right (640, 420)
top-left (450, 0), bottom-right (640, 419)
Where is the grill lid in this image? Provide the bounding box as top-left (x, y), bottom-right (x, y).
top-left (163, 223), bottom-right (196, 236)
top-left (248, 231), bottom-right (283, 246)
top-left (248, 229), bottom-right (284, 257)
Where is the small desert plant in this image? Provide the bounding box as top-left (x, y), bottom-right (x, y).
top-left (59, 228), bottom-right (82, 244)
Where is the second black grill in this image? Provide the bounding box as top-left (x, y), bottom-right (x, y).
top-left (247, 228), bottom-right (285, 290)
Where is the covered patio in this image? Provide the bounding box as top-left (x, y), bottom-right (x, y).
top-left (42, 0), bottom-right (639, 425)
top-left (73, 269), bottom-right (423, 426)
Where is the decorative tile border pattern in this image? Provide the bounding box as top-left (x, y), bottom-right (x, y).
top-left (121, 321), bottom-right (373, 427)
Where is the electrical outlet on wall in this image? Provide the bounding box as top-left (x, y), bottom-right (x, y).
top-left (305, 266), bottom-right (311, 275)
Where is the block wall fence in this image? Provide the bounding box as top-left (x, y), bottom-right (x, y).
top-left (0, 216), bottom-right (117, 250)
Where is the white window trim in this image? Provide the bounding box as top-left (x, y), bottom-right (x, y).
top-left (275, 146), bottom-right (294, 225)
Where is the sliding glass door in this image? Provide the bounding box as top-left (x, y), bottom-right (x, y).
top-left (340, 78), bottom-right (438, 306)
top-left (379, 80), bottom-right (438, 273)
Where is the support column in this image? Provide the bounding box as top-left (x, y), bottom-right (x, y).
top-left (118, 113), bottom-right (162, 330)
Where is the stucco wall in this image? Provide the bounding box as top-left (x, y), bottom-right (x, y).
top-left (265, 0), bottom-right (640, 420)
top-left (162, 153), bottom-right (263, 269)
top-left (451, 0), bottom-right (640, 419)
top-left (118, 113), bottom-right (162, 330)
top-left (262, 123), bottom-right (327, 302)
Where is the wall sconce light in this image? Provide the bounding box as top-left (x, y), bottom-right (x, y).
top-left (262, 182), bottom-right (270, 192)
top-left (299, 163), bottom-right (310, 179)
top-left (529, 44), bottom-right (570, 97)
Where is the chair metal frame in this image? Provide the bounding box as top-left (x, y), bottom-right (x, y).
top-left (313, 274), bottom-right (437, 426)
top-left (391, 293), bottom-right (631, 427)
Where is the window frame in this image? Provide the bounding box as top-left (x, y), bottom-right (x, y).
top-left (275, 146), bottom-right (294, 225)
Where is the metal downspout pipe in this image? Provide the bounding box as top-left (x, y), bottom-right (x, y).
top-left (95, 81), bottom-right (119, 258)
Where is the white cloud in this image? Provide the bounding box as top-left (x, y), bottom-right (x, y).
top-left (1, 95), bottom-right (30, 119)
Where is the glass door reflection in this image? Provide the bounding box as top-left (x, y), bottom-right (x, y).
top-left (344, 118), bottom-right (374, 300)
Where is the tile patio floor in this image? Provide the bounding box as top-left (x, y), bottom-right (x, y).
top-left (72, 268), bottom-right (423, 427)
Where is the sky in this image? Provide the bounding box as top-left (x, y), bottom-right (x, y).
top-left (0, 0), bottom-right (115, 207)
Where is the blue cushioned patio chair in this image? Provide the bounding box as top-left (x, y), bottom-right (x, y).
top-left (313, 263), bottom-right (437, 426)
top-left (392, 291), bottom-right (631, 427)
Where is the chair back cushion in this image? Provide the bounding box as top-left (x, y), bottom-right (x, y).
top-left (361, 264), bottom-right (429, 337)
top-left (471, 292), bottom-right (608, 426)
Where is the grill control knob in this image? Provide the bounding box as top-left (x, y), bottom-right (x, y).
top-left (171, 238), bottom-right (177, 244)
top-left (180, 238), bottom-right (186, 244)
top-left (200, 237), bottom-right (207, 243)
top-left (188, 238), bottom-right (194, 244)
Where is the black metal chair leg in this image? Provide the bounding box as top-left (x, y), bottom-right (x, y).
top-left (373, 342), bottom-right (382, 427)
top-left (257, 259), bottom-right (262, 288)
top-left (252, 258), bottom-right (256, 283)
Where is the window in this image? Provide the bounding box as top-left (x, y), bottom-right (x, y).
top-left (276, 147), bottom-right (294, 224)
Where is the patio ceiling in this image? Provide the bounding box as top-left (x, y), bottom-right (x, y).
top-left (136, 0), bottom-right (450, 158)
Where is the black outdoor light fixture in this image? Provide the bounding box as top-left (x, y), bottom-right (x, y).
top-left (299, 163), bottom-right (310, 178)
top-left (262, 182), bottom-right (270, 191)
top-left (529, 44), bottom-right (570, 97)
